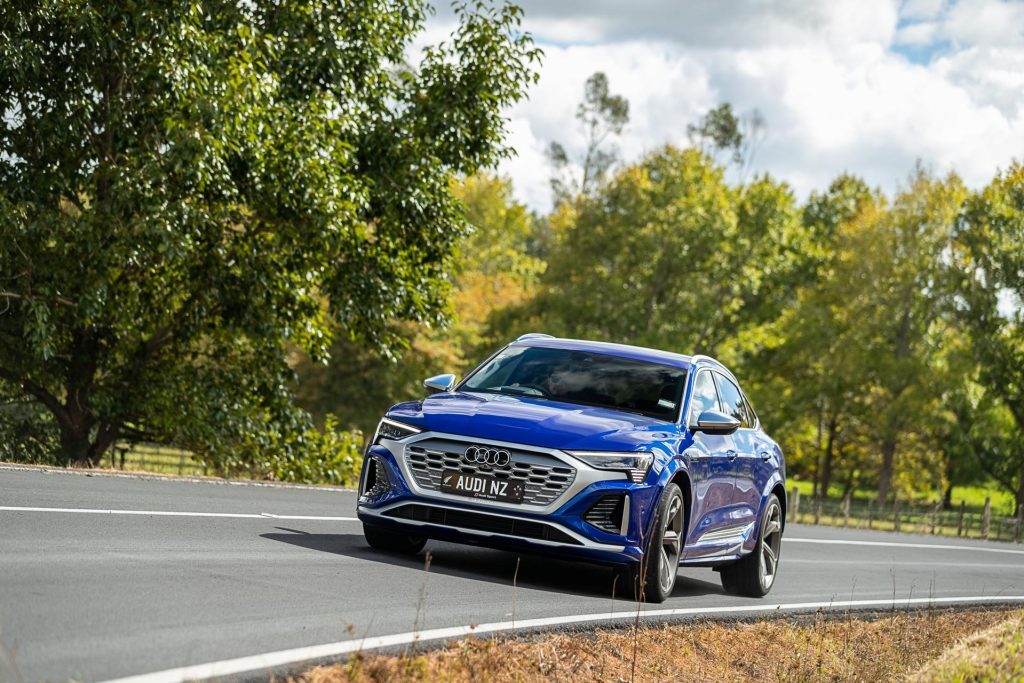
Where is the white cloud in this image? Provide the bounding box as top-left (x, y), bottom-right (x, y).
top-left (423, 0), bottom-right (1024, 211)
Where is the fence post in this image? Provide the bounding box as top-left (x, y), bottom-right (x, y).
top-left (842, 493), bottom-right (851, 528)
top-left (178, 454), bottom-right (185, 476)
top-left (957, 501), bottom-right (966, 537)
top-left (867, 500), bottom-right (874, 530)
top-left (931, 500), bottom-right (940, 536)
top-left (1015, 504), bottom-right (1023, 544)
top-left (790, 487), bottom-right (800, 523)
top-left (814, 495), bottom-right (822, 525)
top-left (893, 499), bottom-right (901, 533)
top-left (982, 497), bottom-right (992, 540)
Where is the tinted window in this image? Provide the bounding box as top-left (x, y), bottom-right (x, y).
top-left (688, 370), bottom-right (721, 425)
top-left (715, 373), bottom-right (750, 428)
top-left (462, 346), bottom-right (687, 421)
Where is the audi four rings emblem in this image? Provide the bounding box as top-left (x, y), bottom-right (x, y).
top-left (464, 445), bottom-right (511, 467)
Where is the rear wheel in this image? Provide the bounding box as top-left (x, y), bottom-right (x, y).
top-left (363, 523), bottom-right (427, 555)
top-left (720, 493), bottom-right (782, 597)
top-left (617, 483), bottom-right (684, 603)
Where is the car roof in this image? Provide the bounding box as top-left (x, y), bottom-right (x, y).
top-left (510, 336), bottom-right (693, 370)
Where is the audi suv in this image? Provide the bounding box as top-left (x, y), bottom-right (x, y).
top-left (356, 334), bottom-right (786, 602)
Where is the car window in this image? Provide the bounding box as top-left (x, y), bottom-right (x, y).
top-left (461, 345), bottom-right (688, 422)
top-left (688, 370), bottom-right (721, 425)
top-left (714, 373), bottom-right (750, 428)
top-left (743, 396), bottom-right (758, 428)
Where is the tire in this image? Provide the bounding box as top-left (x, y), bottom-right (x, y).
top-left (720, 493), bottom-right (783, 597)
top-left (363, 523), bottom-right (427, 555)
top-left (617, 483), bottom-right (685, 603)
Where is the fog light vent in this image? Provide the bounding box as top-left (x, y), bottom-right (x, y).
top-left (362, 456), bottom-right (391, 499)
top-left (585, 495), bottom-right (625, 534)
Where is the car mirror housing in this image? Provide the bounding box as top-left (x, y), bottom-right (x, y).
top-left (691, 409), bottom-right (741, 435)
top-left (423, 373), bottom-right (457, 395)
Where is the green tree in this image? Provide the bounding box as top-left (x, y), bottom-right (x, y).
top-left (547, 71), bottom-right (629, 201)
top-left (686, 102), bottom-right (765, 175)
top-left (538, 146), bottom-right (811, 359)
top-left (293, 172), bottom-right (543, 436)
top-left (953, 163), bottom-right (1024, 510)
top-left (0, 0), bottom-right (539, 466)
top-left (745, 175), bottom-right (879, 497)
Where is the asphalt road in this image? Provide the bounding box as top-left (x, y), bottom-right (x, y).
top-left (2, 466), bottom-right (1024, 683)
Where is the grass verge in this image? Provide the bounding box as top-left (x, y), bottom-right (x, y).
top-left (287, 608), bottom-right (1017, 683)
top-left (909, 611), bottom-right (1024, 682)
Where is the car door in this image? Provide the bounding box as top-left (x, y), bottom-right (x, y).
top-left (714, 372), bottom-right (760, 532)
top-left (682, 368), bottom-right (739, 555)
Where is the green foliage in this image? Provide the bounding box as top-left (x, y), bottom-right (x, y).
top-left (0, 0), bottom-right (539, 468)
top-left (293, 172), bottom-right (543, 437)
top-left (953, 163), bottom-right (1024, 507)
top-left (538, 146), bottom-right (810, 357)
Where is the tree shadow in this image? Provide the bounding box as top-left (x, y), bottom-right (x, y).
top-left (260, 527), bottom-right (725, 602)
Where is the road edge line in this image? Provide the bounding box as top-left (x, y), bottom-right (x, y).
top-left (98, 595), bottom-right (1024, 683)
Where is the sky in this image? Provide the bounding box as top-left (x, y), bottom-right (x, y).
top-left (428, 0), bottom-right (1024, 212)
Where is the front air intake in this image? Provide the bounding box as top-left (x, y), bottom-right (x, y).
top-left (361, 456), bottom-right (390, 499)
top-left (584, 495), bottom-right (626, 534)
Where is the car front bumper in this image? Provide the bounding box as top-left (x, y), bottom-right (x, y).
top-left (356, 439), bottom-right (659, 566)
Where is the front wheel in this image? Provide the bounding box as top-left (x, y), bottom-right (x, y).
top-left (720, 493), bottom-right (783, 597)
top-left (617, 483), bottom-right (685, 603)
top-left (363, 523), bottom-right (427, 555)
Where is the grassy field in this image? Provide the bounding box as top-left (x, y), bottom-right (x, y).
top-left (289, 608), bottom-right (1022, 682)
top-left (104, 443), bottom-right (210, 477)
top-left (788, 479), bottom-right (1017, 516)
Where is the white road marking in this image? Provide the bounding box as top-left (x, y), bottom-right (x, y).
top-left (787, 537), bottom-right (1024, 556)
top-left (99, 595), bottom-right (1024, 683)
top-left (0, 505), bottom-right (357, 521)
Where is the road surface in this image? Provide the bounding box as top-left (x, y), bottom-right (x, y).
top-left (2, 465), bottom-right (1023, 682)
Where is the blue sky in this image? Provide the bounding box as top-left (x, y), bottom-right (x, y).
top-left (428, 0), bottom-right (1024, 211)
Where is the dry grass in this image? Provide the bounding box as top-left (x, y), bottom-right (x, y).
top-left (288, 608), bottom-right (1014, 683)
top-left (908, 611), bottom-right (1024, 682)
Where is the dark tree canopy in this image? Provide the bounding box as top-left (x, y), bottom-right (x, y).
top-left (0, 0), bottom-right (540, 465)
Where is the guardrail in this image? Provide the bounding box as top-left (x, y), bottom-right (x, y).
top-left (788, 487), bottom-right (1024, 543)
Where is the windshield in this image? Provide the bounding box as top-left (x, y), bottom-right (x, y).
top-left (461, 345), bottom-right (687, 422)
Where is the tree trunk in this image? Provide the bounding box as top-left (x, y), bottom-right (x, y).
top-left (877, 438), bottom-right (897, 505)
top-left (820, 415), bottom-right (838, 498)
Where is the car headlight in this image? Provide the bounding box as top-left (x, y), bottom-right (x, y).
top-left (373, 417), bottom-right (422, 444)
top-left (566, 451), bottom-right (654, 483)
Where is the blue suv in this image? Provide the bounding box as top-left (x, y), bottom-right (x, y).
top-left (356, 334), bottom-right (786, 602)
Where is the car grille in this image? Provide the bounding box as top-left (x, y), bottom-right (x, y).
top-left (404, 438), bottom-right (577, 507)
top-left (384, 504), bottom-right (582, 545)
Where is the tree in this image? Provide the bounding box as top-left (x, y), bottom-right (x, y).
top-left (843, 171), bottom-right (967, 503)
top-left (537, 146), bottom-right (811, 360)
top-left (687, 102), bottom-right (765, 176)
top-left (953, 163), bottom-right (1024, 510)
top-left (746, 175), bottom-right (879, 498)
top-left (293, 172), bottom-right (544, 436)
top-left (0, 0), bottom-right (540, 466)
top-left (547, 72), bottom-right (629, 201)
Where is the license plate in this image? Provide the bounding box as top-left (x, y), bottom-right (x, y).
top-left (441, 470), bottom-right (525, 503)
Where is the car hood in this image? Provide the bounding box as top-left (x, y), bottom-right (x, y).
top-left (386, 391), bottom-right (680, 451)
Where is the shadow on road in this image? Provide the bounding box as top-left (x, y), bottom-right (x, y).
top-left (260, 528), bottom-right (725, 602)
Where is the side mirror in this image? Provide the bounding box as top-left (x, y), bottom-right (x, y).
top-left (423, 373), bottom-right (457, 395)
top-left (690, 409), bottom-right (741, 435)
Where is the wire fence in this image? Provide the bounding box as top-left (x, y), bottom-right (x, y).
top-left (107, 443), bottom-right (208, 477)
top-left (788, 487), bottom-right (1024, 543)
